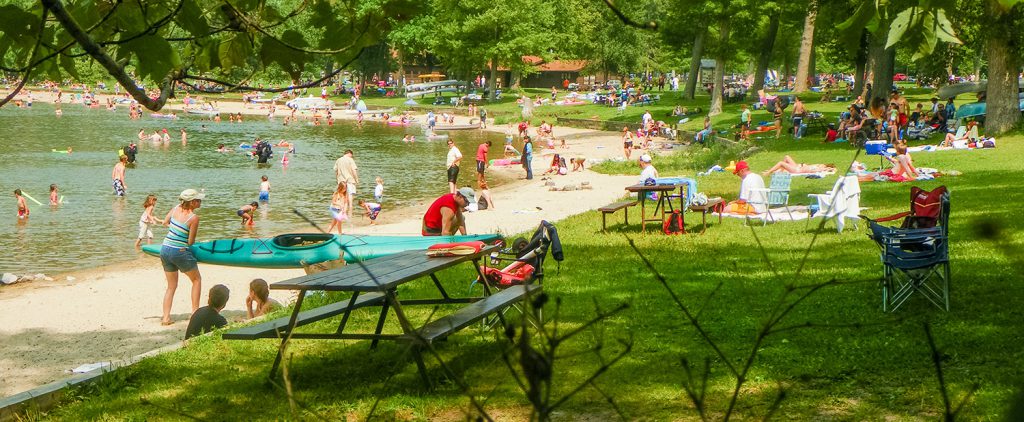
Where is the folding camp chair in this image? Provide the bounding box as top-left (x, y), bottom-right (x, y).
top-left (473, 221), bottom-right (563, 326)
top-left (749, 172), bottom-right (793, 225)
top-left (808, 175), bottom-right (862, 232)
top-left (862, 186), bottom-right (950, 312)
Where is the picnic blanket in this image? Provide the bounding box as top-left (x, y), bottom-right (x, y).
top-left (790, 168), bottom-right (837, 179)
top-left (714, 206), bottom-right (810, 221)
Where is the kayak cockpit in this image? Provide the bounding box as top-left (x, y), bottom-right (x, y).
top-left (272, 233), bottom-right (337, 249)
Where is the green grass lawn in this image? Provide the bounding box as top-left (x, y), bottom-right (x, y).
top-left (31, 89), bottom-right (1024, 421)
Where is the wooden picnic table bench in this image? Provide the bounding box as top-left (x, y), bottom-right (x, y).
top-left (223, 245), bottom-right (539, 387)
top-left (599, 200), bottom-right (637, 231)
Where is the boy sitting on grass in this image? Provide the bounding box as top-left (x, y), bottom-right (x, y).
top-left (184, 284), bottom-right (230, 340)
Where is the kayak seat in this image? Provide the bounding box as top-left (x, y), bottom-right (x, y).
top-left (222, 292), bottom-right (386, 340)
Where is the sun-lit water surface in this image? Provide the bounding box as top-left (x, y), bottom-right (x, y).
top-left (0, 102), bottom-right (504, 274)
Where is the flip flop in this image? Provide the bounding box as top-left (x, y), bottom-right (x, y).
top-left (161, 320), bottom-right (174, 326)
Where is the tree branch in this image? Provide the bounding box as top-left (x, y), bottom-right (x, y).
top-left (41, 0), bottom-right (175, 110)
top-left (223, 0), bottom-right (371, 55)
top-left (0, 0), bottom-right (122, 73)
top-left (600, 0), bottom-right (657, 30)
top-left (96, 0), bottom-right (185, 47)
top-left (0, 9), bottom-right (49, 108)
top-left (178, 47), bottom-right (363, 93)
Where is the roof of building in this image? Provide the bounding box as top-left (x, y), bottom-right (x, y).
top-left (496, 56), bottom-right (588, 72)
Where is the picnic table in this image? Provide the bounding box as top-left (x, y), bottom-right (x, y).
top-left (624, 182), bottom-right (689, 233)
top-left (224, 245), bottom-right (540, 386)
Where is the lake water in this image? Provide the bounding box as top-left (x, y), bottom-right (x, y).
top-left (0, 102), bottom-right (505, 274)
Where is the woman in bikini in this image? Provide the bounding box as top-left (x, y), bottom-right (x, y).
top-left (763, 156), bottom-right (836, 174)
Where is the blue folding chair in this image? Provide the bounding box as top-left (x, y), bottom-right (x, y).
top-left (864, 186), bottom-right (950, 312)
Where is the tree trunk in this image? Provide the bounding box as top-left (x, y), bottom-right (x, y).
top-left (808, 45), bottom-right (816, 86)
top-left (684, 26), bottom-right (706, 100)
top-left (783, 50), bottom-right (792, 89)
top-left (794, 0), bottom-right (818, 92)
top-left (984, 0), bottom-right (1021, 134)
top-left (852, 30), bottom-right (868, 96)
top-left (488, 56), bottom-right (499, 100)
top-left (396, 49), bottom-right (405, 92)
top-left (709, 18), bottom-right (730, 116)
top-left (750, 13), bottom-right (780, 94)
top-left (868, 29), bottom-right (894, 102)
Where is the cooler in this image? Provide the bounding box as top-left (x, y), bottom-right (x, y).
top-left (864, 140), bottom-right (887, 155)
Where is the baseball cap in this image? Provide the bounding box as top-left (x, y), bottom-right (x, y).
top-left (639, 154), bottom-right (652, 163)
top-left (179, 188), bottom-right (206, 201)
top-left (456, 187), bottom-right (476, 207)
top-left (733, 160), bottom-right (749, 174)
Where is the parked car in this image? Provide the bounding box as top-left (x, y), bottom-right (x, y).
top-left (893, 73), bottom-right (908, 82)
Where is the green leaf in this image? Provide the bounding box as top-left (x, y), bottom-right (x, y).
top-left (933, 9), bottom-right (962, 45)
top-left (218, 34), bottom-right (251, 71)
top-left (836, 1), bottom-right (878, 51)
top-left (176, 0), bottom-right (210, 37)
top-left (996, 0), bottom-right (1022, 10)
top-left (885, 7), bottom-right (915, 49)
top-left (125, 34), bottom-right (178, 82)
top-left (60, 54), bottom-right (80, 80)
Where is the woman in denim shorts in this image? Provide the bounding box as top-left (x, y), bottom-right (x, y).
top-left (159, 188), bottom-right (205, 325)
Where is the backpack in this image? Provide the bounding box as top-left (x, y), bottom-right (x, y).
top-left (663, 210), bottom-right (684, 235)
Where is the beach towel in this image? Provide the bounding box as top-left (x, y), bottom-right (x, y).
top-left (654, 177), bottom-right (697, 206)
top-left (715, 206), bottom-right (810, 221)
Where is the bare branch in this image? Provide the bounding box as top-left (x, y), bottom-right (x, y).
top-left (96, 0), bottom-right (185, 47)
top-left (599, 0), bottom-right (658, 30)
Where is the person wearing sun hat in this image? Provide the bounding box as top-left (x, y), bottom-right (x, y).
top-left (158, 188), bottom-right (205, 326)
top-left (638, 154), bottom-right (659, 184)
top-left (422, 187), bottom-right (473, 236)
top-left (724, 161), bottom-right (766, 215)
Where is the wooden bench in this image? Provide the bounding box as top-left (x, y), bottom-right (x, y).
top-left (222, 292), bottom-right (386, 340)
top-left (398, 284), bottom-right (542, 345)
top-left (599, 200), bottom-right (637, 231)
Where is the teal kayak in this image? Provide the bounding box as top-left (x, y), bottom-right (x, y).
top-left (141, 233), bottom-right (502, 269)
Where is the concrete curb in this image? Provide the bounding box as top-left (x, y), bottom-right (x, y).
top-left (0, 342), bottom-right (182, 421)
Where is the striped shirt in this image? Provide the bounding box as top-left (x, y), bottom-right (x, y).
top-left (162, 209), bottom-right (194, 248)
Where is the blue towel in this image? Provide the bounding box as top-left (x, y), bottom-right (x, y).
top-left (654, 177), bottom-right (697, 206)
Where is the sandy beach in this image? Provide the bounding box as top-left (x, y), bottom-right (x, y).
top-left (0, 91), bottom-right (654, 397)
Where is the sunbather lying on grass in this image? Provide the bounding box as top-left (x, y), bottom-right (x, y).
top-left (763, 156), bottom-right (836, 175)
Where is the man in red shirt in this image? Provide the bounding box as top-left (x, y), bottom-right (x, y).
top-left (476, 141), bottom-right (491, 186)
top-left (422, 187), bottom-right (474, 236)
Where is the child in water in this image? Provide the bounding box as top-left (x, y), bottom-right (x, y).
top-left (258, 175), bottom-right (270, 202)
top-left (14, 189), bottom-right (28, 219)
top-left (374, 177), bottom-right (384, 203)
top-left (135, 195), bottom-right (165, 247)
top-left (49, 184), bottom-right (59, 206)
top-left (238, 202), bottom-right (258, 226)
top-left (358, 199), bottom-right (381, 225)
top-left (326, 183), bottom-right (349, 234)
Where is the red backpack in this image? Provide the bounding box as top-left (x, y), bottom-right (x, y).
top-left (663, 210), bottom-right (685, 235)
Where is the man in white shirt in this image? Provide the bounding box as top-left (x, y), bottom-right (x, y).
top-left (446, 139), bottom-right (463, 194)
top-left (727, 160), bottom-right (767, 214)
top-left (333, 150), bottom-right (359, 215)
top-left (638, 154), bottom-right (658, 183)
